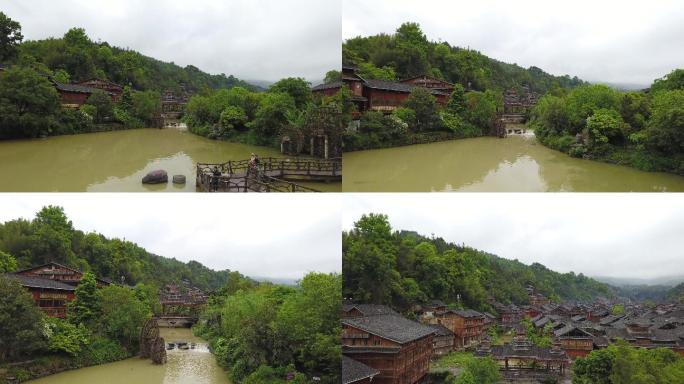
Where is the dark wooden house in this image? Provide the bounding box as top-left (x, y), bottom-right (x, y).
top-left (427, 323), bottom-right (455, 356)
top-left (4, 274), bottom-right (76, 318)
top-left (75, 78), bottom-right (123, 101)
top-left (430, 309), bottom-right (486, 349)
top-left (553, 324), bottom-right (594, 358)
top-left (400, 75), bottom-right (454, 94)
top-left (311, 67), bottom-right (449, 117)
top-left (15, 262), bottom-right (111, 288)
top-left (342, 305), bottom-right (434, 384)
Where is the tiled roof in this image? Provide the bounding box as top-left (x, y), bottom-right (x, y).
top-left (364, 79), bottom-right (448, 96)
top-left (343, 304), bottom-right (398, 317)
top-left (312, 81), bottom-right (342, 92)
top-left (4, 273), bottom-right (76, 291)
top-left (428, 323), bottom-right (454, 337)
top-left (450, 309), bottom-right (484, 318)
top-left (342, 356), bottom-right (380, 384)
top-left (343, 313), bottom-right (435, 344)
top-left (490, 344), bottom-right (569, 361)
top-left (54, 82), bottom-right (104, 94)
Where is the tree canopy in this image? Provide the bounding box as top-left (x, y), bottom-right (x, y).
top-left (343, 214), bottom-right (613, 313)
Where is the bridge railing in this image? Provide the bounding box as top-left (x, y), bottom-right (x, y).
top-left (197, 157), bottom-right (342, 177)
top-left (197, 172), bottom-right (321, 193)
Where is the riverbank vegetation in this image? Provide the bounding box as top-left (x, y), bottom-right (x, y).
top-left (343, 85), bottom-right (503, 151)
top-left (343, 213), bottom-right (612, 313)
top-left (341, 22), bottom-right (583, 151)
top-left (194, 272), bottom-right (341, 383)
top-left (530, 70), bottom-right (684, 175)
top-left (0, 12), bottom-right (253, 140)
top-left (183, 78), bottom-right (302, 146)
top-left (572, 340), bottom-right (684, 383)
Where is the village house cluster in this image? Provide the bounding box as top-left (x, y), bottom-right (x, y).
top-left (342, 285), bottom-right (684, 384)
top-left (312, 66), bottom-right (452, 117)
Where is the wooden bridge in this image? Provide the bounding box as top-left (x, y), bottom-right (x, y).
top-left (196, 157), bottom-right (342, 192)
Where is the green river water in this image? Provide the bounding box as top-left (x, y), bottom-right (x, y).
top-left (0, 128), bottom-right (340, 192)
top-left (343, 134), bottom-right (684, 192)
top-left (27, 328), bottom-right (230, 384)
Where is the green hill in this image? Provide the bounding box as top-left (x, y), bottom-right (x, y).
top-left (10, 25), bottom-right (256, 93)
top-left (342, 22), bottom-right (585, 94)
top-left (343, 214), bottom-right (613, 313)
top-left (0, 206), bottom-right (237, 291)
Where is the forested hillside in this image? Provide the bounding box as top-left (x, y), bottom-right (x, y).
top-left (342, 22), bottom-right (584, 94)
top-left (343, 214), bottom-right (613, 313)
top-left (11, 26), bottom-right (255, 93)
top-left (0, 206), bottom-right (234, 291)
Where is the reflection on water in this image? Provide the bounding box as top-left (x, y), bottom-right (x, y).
top-left (0, 129), bottom-right (340, 192)
top-left (27, 328), bottom-right (230, 384)
top-left (343, 135), bottom-right (684, 192)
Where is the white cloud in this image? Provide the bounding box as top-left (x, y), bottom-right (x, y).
top-left (343, 193), bottom-right (684, 280)
top-left (3, 0), bottom-right (341, 82)
top-left (343, 0), bottom-right (684, 85)
top-left (0, 193), bottom-right (342, 279)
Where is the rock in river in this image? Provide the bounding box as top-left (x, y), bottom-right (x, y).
top-left (142, 170), bottom-right (168, 184)
top-left (172, 174), bottom-right (186, 184)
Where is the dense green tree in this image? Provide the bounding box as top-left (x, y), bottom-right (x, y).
top-left (197, 273), bottom-right (340, 383)
top-left (531, 94), bottom-right (571, 138)
top-left (98, 284), bottom-right (151, 351)
top-left (585, 108), bottom-right (626, 153)
top-left (0, 65), bottom-right (60, 139)
top-left (464, 90), bottom-right (501, 130)
top-left (574, 342), bottom-right (684, 384)
top-left (85, 91), bottom-right (114, 123)
top-left (323, 70), bottom-right (341, 83)
top-left (460, 358), bottom-right (502, 384)
top-left (447, 83), bottom-right (467, 116)
top-left (43, 317), bottom-right (90, 357)
top-left (356, 62), bottom-right (396, 81)
top-left (0, 276), bottom-right (45, 361)
top-left (68, 272), bottom-right (101, 327)
top-left (565, 84), bottom-right (621, 132)
top-left (405, 87), bottom-right (440, 132)
top-left (0, 12), bottom-right (23, 62)
top-left (218, 105), bottom-right (248, 137)
top-left (269, 77), bottom-right (312, 109)
top-left (0, 250), bottom-right (17, 272)
top-left (651, 69), bottom-right (684, 93)
top-left (249, 92), bottom-right (296, 142)
top-left (645, 89), bottom-right (684, 156)
top-left (131, 90), bottom-right (161, 123)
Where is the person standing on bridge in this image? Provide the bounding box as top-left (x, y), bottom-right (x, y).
top-left (248, 153), bottom-right (261, 177)
top-left (211, 166), bottom-right (221, 191)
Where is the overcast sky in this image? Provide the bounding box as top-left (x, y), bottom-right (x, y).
top-left (2, 0), bottom-right (340, 82)
top-left (0, 194), bottom-right (341, 280)
top-left (343, 0), bottom-right (684, 86)
top-left (343, 194), bottom-right (684, 281)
